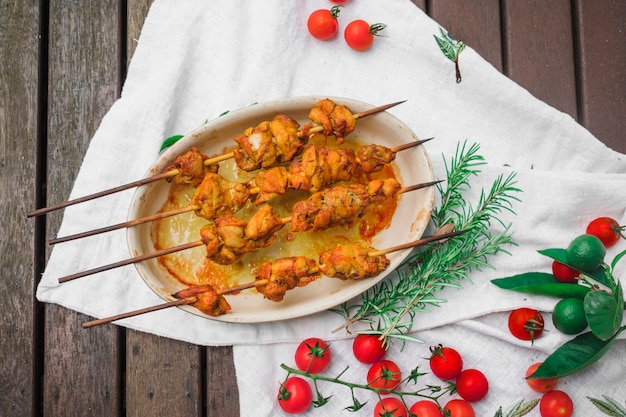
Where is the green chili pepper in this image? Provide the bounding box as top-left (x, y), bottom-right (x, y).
top-left (491, 272), bottom-right (590, 299)
top-left (528, 328), bottom-right (624, 379)
top-left (585, 284), bottom-right (624, 341)
top-left (538, 248), bottom-right (610, 287)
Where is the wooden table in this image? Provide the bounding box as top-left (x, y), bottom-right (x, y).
top-left (2, 1), bottom-right (624, 415)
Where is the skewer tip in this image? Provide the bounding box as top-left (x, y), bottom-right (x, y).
top-left (355, 100), bottom-right (407, 119)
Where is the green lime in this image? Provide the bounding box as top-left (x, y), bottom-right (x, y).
top-left (565, 234), bottom-right (606, 273)
top-left (552, 297), bottom-right (588, 335)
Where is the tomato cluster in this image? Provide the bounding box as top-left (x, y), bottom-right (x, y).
top-left (278, 337), bottom-right (332, 414)
top-left (306, 2), bottom-right (386, 51)
top-left (427, 344), bottom-right (489, 416)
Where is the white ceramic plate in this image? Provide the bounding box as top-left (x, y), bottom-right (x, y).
top-left (127, 96), bottom-right (434, 323)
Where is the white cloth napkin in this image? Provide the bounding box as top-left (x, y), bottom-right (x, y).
top-left (37, 0), bottom-right (626, 414)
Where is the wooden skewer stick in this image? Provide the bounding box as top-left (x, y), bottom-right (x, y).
top-left (57, 180), bottom-right (442, 283)
top-left (28, 101), bottom-right (406, 218)
top-left (50, 139), bottom-right (435, 245)
top-left (82, 279), bottom-right (269, 328)
top-left (82, 228), bottom-right (468, 328)
top-left (389, 136), bottom-right (433, 152)
top-left (27, 170), bottom-right (179, 218)
top-left (58, 240), bottom-right (205, 283)
top-left (368, 229), bottom-right (469, 256)
top-left (49, 205), bottom-right (199, 245)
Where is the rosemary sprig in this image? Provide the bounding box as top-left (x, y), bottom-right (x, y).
top-left (494, 399), bottom-right (540, 417)
top-left (588, 395), bottom-right (626, 416)
top-left (334, 141), bottom-right (521, 343)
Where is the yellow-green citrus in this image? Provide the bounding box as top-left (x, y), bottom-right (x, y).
top-left (565, 234), bottom-right (606, 273)
top-left (552, 297), bottom-right (588, 335)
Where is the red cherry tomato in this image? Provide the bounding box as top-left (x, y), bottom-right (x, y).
top-left (409, 400), bottom-right (444, 417)
top-left (373, 397), bottom-right (407, 417)
top-left (307, 7), bottom-right (340, 41)
top-left (586, 217), bottom-right (624, 248)
top-left (428, 344), bottom-right (463, 380)
top-left (508, 308), bottom-right (545, 342)
top-left (277, 376), bottom-right (312, 414)
top-left (344, 20), bottom-right (386, 51)
top-left (329, 0), bottom-right (350, 4)
top-left (444, 399), bottom-right (475, 417)
top-left (352, 334), bottom-right (387, 364)
top-left (367, 360), bottom-right (402, 391)
top-left (455, 368), bottom-right (489, 402)
top-left (294, 337), bottom-right (331, 374)
top-left (525, 362), bottom-right (558, 393)
top-left (551, 260), bottom-right (580, 283)
top-left (539, 390), bottom-right (574, 417)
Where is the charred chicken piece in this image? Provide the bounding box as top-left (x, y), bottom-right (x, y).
top-left (233, 115), bottom-right (303, 171)
top-left (199, 205), bottom-right (284, 265)
top-left (290, 183), bottom-right (371, 232)
top-left (233, 121), bottom-right (278, 171)
top-left (172, 284), bottom-right (231, 316)
top-left (244, 204), bottom-right (285, 240)
top-left (318, 243), bottom-right (390, 280)
top-left (270, 114), bottom-right (306, 162)
top-left (255, 256), bottom-right (320, 302)
top-left (366, 178), bottom-right (402, 204)
top-left (308, 99), bottom-right (355, 143)
top-left (163, 146), bottom-right (218, 186)
top-left (357, 144), bottom-right (396, 174)
top-left (290, 178), bottom-right (401, 233)
top-left (288, 145), bottom-right (358, 193)
top-left (249, 166), bottom-right (290, 205)
top-left (191, 173), bottom-right (251, 219)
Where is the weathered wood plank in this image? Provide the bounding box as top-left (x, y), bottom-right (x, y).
top-left (0, 1), bottom-right (40, 416)
top-left (502, 0), bottom-right (578, 118)
top-left (410, 0), bottom-right (426, 12)
top-left (43, 1), bottom-right (122, 416)
top-left (125, 333), bottom-right (203, 417)
top-left (574, 0), bottom-right (626, 153)
top-left (206, 346), bottom-right (239, 417)
top-left (429, 0), bottom-right (503, 71)
top-left (127, 0), bottom-right (154, 65)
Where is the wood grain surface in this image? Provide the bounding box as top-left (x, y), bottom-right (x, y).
top-left (1, 1), bottom-right (623, 416)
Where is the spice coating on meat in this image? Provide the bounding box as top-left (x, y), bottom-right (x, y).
top-left (233, 121), bottom-right (278, 171)
top-left (191, 173), bottom-right (250, 219)
top-left (290, 183), bottom-right (371, 232)
top-left (163, 146), bottom-right (218, 186)
top-left (249, 166), bottom-right (290, 205)
top-left (288, 145), bottom-right (358, 193)
top-left (199, 205), bottom-right (284, 265)
top-left (366, 178), bottom-right (402, 204)
top-left (270, 114), bottom-right (306, 162)
top-left (255, 256), bottom-right (320, 302)
top-left (357, 144), bottom-right (396, 173)
top-left (319, 243), bottom-right (390, 280)
top-left (233, 115), bottom-right (304, 171)
top-left (172, 284), bottom-right (231, 316)
top-left (308, 99), bottom-right (355, 143)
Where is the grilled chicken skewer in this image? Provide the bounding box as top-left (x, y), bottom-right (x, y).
top-left (81, 228), bottom-right (466, 327)
top-left (50, 139), bottom-right (431, 245)
top-left (29, 99), bottom-right (405, 218)
top-left (58, 179), bottom-right (439, 283)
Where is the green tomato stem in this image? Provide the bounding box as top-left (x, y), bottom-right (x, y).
top-left (280, 363), bottom-right (454, 403)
